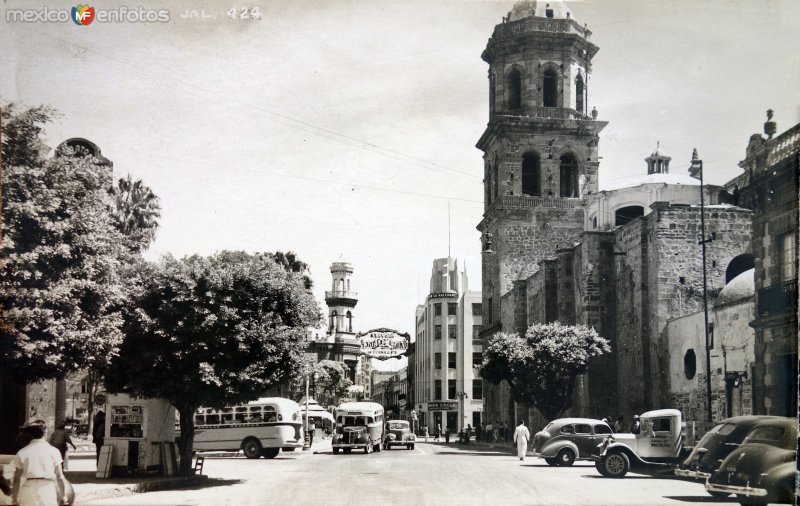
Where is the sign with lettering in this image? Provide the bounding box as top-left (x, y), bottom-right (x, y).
top-left (357, 328), bottom-right (410, 360)
top-left (428, 292), bottom-right (458, 299)
top-left (427, 402), bottom-right (458, 411)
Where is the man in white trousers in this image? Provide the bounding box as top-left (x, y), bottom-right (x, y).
top-left (513, 419), bottom-right (530, 461)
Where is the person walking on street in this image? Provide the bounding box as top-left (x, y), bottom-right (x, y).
top-left (9, 420), bottom-right (70, 506)
top-left (435, 424), bottom-right (441, 442)
top-left (307, 420), bottom-right (316, 446)
top-left (444, 426), bottom-right (450, 444)
top-left (48, 423), bottom-right (76, 470)
top-left (513, 419), bottom-right (531, 461)
top-left (423, 425), bottom-right (429, 442)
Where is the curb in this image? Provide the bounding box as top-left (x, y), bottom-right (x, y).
top-left (76, 475), bottom-right (208, 503)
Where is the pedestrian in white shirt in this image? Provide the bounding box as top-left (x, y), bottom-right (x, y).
top-left (9, 420), bottom-right (70, 506)
top-left (513, 419), bottom-right (530, 461)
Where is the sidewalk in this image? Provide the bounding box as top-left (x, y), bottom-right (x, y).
top-left (61, 437), bottom-right (327, 503)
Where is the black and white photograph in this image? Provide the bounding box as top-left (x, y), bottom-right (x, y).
top-left (0, 0), bottom-right (798, 504)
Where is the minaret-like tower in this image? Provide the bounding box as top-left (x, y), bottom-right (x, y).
top-left (476, 1), bottom-right (608, 335)
top-left (325, 261), bottom-right (360, 381)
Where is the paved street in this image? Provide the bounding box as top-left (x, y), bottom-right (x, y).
top-left (79, 442), bottom-right (753, 506)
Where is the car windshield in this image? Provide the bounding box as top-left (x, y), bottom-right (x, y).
top-left (388, 422), bottom-right (408, 430)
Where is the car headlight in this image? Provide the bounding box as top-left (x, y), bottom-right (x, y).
top-left (388, 434), bottom-right (397, 440)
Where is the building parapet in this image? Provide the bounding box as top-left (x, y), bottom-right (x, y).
top-left (491, 16), bottom-right (592, 40)
top-left (766, 123), bottom-right (800, 167)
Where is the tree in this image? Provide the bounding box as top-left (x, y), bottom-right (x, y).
top-left (269, 251), bottom-right (312, 289)
top-left (311, 360), bottom-right (352, 407)
top-left (481, 322), bottom-right (611, 421)
top-left (111, 174), bottom-right (161, 253)
top-left (105, 251), bottom-right (321, 474)
top-left (1, 106), bottom-right (129, 382)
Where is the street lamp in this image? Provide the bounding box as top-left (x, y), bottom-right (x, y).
top-left (690, 149), bottom-right (715, 424)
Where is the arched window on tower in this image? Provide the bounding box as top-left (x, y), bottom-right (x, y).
top-left (330, 311), bottom-right (338, 332)
top-left (559, 153), bottom-right (579, 197)
top-left (493, 163), bottom-right (500, 199)
top-left (521, 152), bottom-right (541, 196)
top-left (486, 164), bottom-right (493, 205)
top-left (507, 69), bottom-right (522, 111)
top-left (346, 311), bottom-right (352, 332)
top-left (489, 73), bottom-right (496, 116)
top-left (575, 73), bottom-right (585, 114)
top-left (543, 69), bottom-right (558, 108)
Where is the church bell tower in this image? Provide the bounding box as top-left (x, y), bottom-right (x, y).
top-left (477, 0), bottom-right (608, 334)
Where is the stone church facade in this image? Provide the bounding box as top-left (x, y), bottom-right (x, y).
top-left (475, 2), bottom-right (787, 432)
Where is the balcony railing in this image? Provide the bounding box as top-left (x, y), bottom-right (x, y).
top-left (325, 290), bottom-right (358, 300)
top-left (492, 16), bottom-right (592, 40)
top-left (495, 107), bottom-right (593, 121)
top-left (492, 195), bottom-right (583, 210)
top-left (757, 280), bottom-right (798, 316)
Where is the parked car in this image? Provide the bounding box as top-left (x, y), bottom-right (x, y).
top-left (594, 409), bottom-right (689, 478)
top-left (383, 420), bottom-right (415, 450)
top-left (706, 417), bottom-right (796, 506)
top-left (532, 418), bottom-right (613, 466)
top-left (675, 416), bottom-right (782, 494)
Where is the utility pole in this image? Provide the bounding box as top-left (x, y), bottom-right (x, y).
top-left (691, 149), bottom-right (714, 424)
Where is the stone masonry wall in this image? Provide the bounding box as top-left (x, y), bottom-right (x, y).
top-left (647, 204), bottom-right (753, 408)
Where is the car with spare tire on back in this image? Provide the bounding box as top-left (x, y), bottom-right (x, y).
top-left (532, 418), bottom-right (614, 466)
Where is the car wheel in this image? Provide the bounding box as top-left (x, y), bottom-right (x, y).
top-left (333, 447), bottom-right (340, 455)
top-left (545, 457), bottom-right (558, 466)
top-left (556, 448), bottom-right (576, 467)
top-left (600, 452), bottom-right (629, 478)
top-left (364, 443), bottom-right (371, 454)
top-left (410, 444), bottom-right (415, 450)
top-left (242, 439), bottom-right (262, 459)
top-left (261, 447), bottom-right (279, 459)
top-left (736, 495), bottom-right (770, 506)
top-left (374, 443), bottom-right (381, 453)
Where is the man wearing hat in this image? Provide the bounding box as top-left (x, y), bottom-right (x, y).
top-left (8, 420), bottom-right (70, 506)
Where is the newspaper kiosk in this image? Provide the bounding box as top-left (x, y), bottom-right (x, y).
top-left (101, 394), bottom-right (176, 476)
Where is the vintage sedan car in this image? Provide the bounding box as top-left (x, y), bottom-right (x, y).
top-left (532, 418), bottom-right (613, 466)
top-left (383, 420), bottom-right (416, 450)
top-left (676, 416), bottom-right (781, 488)
top-left (706, 416), bottom-right (796, 506)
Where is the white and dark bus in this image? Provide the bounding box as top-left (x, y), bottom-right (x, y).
top-left (192, 397), bottom-right (304, 459)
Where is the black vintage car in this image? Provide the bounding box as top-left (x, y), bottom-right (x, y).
top-left (706, 417), bottom-right (796, 506)
top-left (675, 416), bottom-right (782, 489)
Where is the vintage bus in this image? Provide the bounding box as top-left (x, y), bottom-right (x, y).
top-left (192, 397), bottom-right (304, 459)
top-left (332, 402), bottom-right (384, 454)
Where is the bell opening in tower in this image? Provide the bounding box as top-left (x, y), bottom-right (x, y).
top-left (543, 69), bottom-right (558, 107)
top-left (522, 151), bottom-right (541, 196)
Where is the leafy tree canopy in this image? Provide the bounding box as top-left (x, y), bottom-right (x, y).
top-left (105, 251), bottom-right (321, 473)
top-left (1, 106), bottom-right (128, 381)
top-left (482, 322), bottom-right (610, 421)
top-left (1, 104), bottom-right (161, 383)
top-left (311, 360), bottom-right (352, 407)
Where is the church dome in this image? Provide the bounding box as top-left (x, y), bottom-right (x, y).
top-left (716, 268), bottom-right (755, 306)
top-left (602, 172), bottom-right (700, 191)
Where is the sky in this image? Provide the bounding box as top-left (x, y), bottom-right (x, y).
top-left (2, 0), bottom-right (798, 372)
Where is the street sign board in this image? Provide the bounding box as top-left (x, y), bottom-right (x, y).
top-left (410, 410), bottom-right (417, 420)
top-left (357, 328), bottom-right (410, 360)
top-left (399, 399), bottom-right (407, 409)
top-left (427, 401), bottom-right (457, 411)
